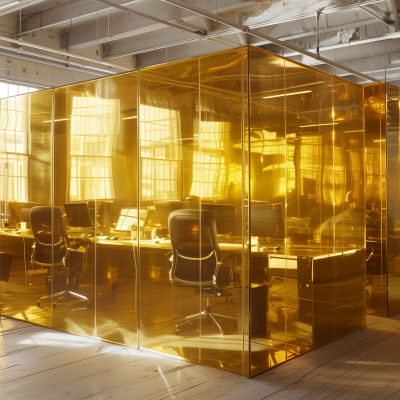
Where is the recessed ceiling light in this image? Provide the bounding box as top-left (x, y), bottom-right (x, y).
top-left (299, 123), bottom-right (339, 128)
top-left (263, 90), bottom-right (312, 99)
top-left (42, 118), bottom-right (70, 123)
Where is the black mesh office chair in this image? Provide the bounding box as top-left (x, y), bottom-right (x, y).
top-left (31, 206), bottom-right (89, 308)
top-left (168, 209), bottom-right (238, 335)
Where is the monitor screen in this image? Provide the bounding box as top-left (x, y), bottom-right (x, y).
top-left (64, 202), bottom-right (93, 228)
top-left (201, 203), bottom-right (238, 235)
top-left (250, 204), bottom-right (284, 239)
top-left (154, 201), bottom-right (196, 230)
top-left (115, 208), bottom-right (148, 232)
top-left (10, 201), bottom-right (38, 224)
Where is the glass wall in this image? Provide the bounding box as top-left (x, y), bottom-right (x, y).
top-left (387, 84), bottom-right (400, 316)
top-left (248, 47), bottom-right (365, 376)
top-left (0, 45), bottom-right (366, 377)
top-left (138, 47), bottom-right (249, 375)
top-left (53, 72), bottom-right (138, 345)
top-left (0, 89), bottom-right (53, 327)
top-left (364, 83), bottom-right (387, 317)
top-left (368, 82), bottom-right (400, 318)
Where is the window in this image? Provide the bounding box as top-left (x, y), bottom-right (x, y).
top-left (191, 121), bottom-right (229, 199)
top-left (140, 105), bottom-right (181, 201)
top-left (69, 95), bottom-right (119, 201)
top-left (0, 82), bottom-right (38, 99)
top-left (0, 95), bottom-right (29, 202)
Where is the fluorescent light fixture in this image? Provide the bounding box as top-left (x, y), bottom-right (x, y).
top-left (122, 116), bottom-right (137, 120)
top-left (344, 130), bottom-right (364, 133)
top-left (42, 118), bottom-right (70, 123)
top-left (263, 90), bottom-right (312, 99)
top-left (0, 1), bottom-right (19, 11)
top-left (373, 139), bottom-right (386, 142)
top-left (300, 123), bottom-right (339, 128)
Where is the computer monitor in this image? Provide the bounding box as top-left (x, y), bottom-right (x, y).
top-left (115, 208), bottom-right (149, 232)
top-left (201, 203), bottom-right (238, 236)
top-left (64, 202), bottom-right (93, 228)
top-left (250, 204), bottom-right (284, 239)
top-left (154, 201), bottom-right (196, 230)
top-left (9, 201), bottom-right (38, 228)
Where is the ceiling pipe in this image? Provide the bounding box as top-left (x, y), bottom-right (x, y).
top-left (0, 45), bottom-right (114, 75)
top-left (19, 0), bottom-right (385, 36)
top-left (93, 0), bottom-right (206, 36)
top-left (21, 0), bottom-right (145, 35)
top-left (160, 0), bottom-right (380, 82)
top-left (0, 34), bottom-right (131, 71)
top-left (279, 31), bottom-right (400, 58)
top-left (0, 49), bottom-right (107, 77)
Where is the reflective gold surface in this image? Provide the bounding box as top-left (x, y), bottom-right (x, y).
top-left (138, 48), bottom-right (248, 375)
top-left (0, 45), bottom-right (367, 378)
top-left (365, 83), bottom-right (387, 317)
top-left (248, 47), bottom-right (366, 377)
top-left (53, 73), bottom-right (138, 344)
top-left (386, 84), bottom-right (400, 317)
top-left (0, 90), bottom-right (53, 327)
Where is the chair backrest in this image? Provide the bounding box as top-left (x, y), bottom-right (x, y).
top-left (30, 206), bottom-right (69, 266)
top-left (169, 209), bottom-right (220, 286)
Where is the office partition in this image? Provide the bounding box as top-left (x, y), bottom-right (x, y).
top-left (0, 89), bottom-right (53, 327)
top-left (248, 47), bottom-right (365, 375)
top-left (0, 45), bottom-right (366, 377)
top-left (365, 83), bottom-right (400, 317)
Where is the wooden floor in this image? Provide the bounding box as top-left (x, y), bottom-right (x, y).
top-left (1, 314), bottom-right (400, 400)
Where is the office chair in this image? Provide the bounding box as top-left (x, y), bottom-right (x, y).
top-left (168, 209), bottom-right (238, 335)
top-left (30, 206), bottom-right (89, 308)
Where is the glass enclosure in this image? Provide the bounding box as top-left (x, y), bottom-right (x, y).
top-left (366, 83), bottom-right (400, 317)
top-left (248, 47), bottom-right (365, 375)
top-left (0, 45), bottom-right (366, 377)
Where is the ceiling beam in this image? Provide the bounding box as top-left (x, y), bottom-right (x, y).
top-left (0, 0), bottom-right (47, 17)
top-left (92, 0), bottom-right (206, 35)
top-left (0, 33), bottom-right (131, 71)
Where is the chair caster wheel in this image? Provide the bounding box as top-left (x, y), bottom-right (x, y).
top-left (37, 301), bottom-right (41, 307)
top-left (175, 327), bottom-right (180, 335)
top-left (221, 330), bottom-right (225, 335)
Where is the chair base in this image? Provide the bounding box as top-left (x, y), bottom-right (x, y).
top-left (175, 298), bottom-right (235, 335)
top-left (37, 290), bottom-right (89, 308)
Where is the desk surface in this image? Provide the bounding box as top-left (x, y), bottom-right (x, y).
top-left (0, 229), bottom-right (361, 257)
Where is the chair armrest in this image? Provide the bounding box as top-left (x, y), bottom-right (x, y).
top-left (165, 251), bottom-right (173, 262)
top-left (213, 254), bottom-right (239, 290)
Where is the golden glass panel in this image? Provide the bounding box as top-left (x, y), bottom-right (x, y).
top-left (248, 46), bottom-right (286, 375)
top-left (138, 57), bottom-right (201, 364)
top-left (53, 81), bottom-right (97, 336)
top-left (0, 90), bottom-right (53, 327)
top-left (333, 78), bottom-right (366, 334)
top-left (387, 84), bottom-right (400, 316)
top-left (199, 47), bottom-right (247, 374)
top-left (248, 46), bottom-right (366, 377)
top-left (94, 72), bottom-right (138, 346)
top-left (364, 83), bottom-right (387, 316)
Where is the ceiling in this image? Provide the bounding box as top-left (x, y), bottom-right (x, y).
top-left (0, 0), bottom-right (399, 87)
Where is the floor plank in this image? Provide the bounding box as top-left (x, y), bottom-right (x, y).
top-left (2, 314), bottom-right (400, 399)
